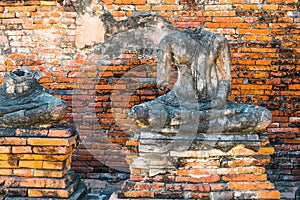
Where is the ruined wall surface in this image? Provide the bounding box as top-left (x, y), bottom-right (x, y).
top-left (0, 0), bottom-right (299, 198)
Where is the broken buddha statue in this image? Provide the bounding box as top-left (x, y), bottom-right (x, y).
top-left (0, 68), bottom-right (67, 128)
top-left (129, 28), bottom-right (272, 133)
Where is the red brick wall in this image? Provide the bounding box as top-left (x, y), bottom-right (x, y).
top-left (0, 0), bottom-right (299, 198)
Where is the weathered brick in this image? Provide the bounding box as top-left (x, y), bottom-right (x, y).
top-left (152, 182), bottom-right (165, 190)
top-left (33, 169), bottom-right (67, 178)
top-left (229, 181), bottom-right (275, 190)
top-left (43, 161), bottom-right (65, 170)
top-left (12, 146), bottom-right (32, 154)
top-left (28, 180), bottom-right (78, 198)
top-left (123, 191), bottom-right (154, 198)
top-left (0, 146), bottom-right (11, 154)
top-left (18, 160), bottom-right (43, 169)
top-left (0, 169), bottom-right (13, 175)
top-left (0, 13), bottom-right (15, 18)
top-left (7, 6), bottom-right (37, 12)
top-left (0, 138), bottom-right (26, 145)
top-left (13, 169), bottom-right (33, 177)
top-left (27, 137), bottom-right (76, 146)
top-left (0, 160), bottom-right (18, 168)
top-left (222, 174), bottom-right (267, 181)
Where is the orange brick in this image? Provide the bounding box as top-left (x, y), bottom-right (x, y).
top-left (0, 146), bottom-right (11, 153)
top-left (222, 174), bottom-right (267, 181)
top-left (24, 1), bottom-right (40, 5)
top-left (19, 153), bottom-right (70, 161)
top-left (176, 169), bottom-right (190, 176)
top-left (176, 176), bottom-right (199, 183)
top-left (205, 5), bottom-right (229, 10)
top-left (237, 29), bottom-right (268, 35)
top-left (27, 137), bottom-right (76, 146)
top-left (2, 18), bottom-right (32, 24)
top-left (13, 169), bottom-right (33, 177)
top-left (19, 161), bottom-right (43, 169)
top-left (240, 84), bottom-right (272, 90)
top-left (203, 11), bottom-right (236, 17)
top-left (257, 190), bottom-right (280, 199)
top-left (136, 5), bottom-right (151, 11)
top-left (130, 175), bottom-right (144, 181)
top-left (47, 129), bottom-right (73, 137)
top-left (228, 146), bottom-right (256, 156)
top-left (34, 169), bottom-right (67, 178)
top-left (262, 4), bottom-right (278, 10)
top-left (199, 175), bottom-right (220, 182)
top-left (229, 181), bottom-right (275, 190)
top-left (213, 17), bottom-right (244, 23)
top-left (125, 138), bottom-right (139, 146)
top-left (184, 160), bottom-right (220, 168)
top-left (257, 36), bottom-right (273, 41)
top-left (258, 147), bottom-right (275, 155)
top-left (254, 23), bottom-right (268, 29)
top-left (152, 5), bottom-right (183, 11)
top-left (191, 168), bottom-right (217, 176)
top-left (0, 138), bottom-right (26, 145)
top-left (267, 0), bottom-right (297, 2)
top-left (130, 168), bottom-right (140, 175)
top-left (134, 182), bottom-right (151, 190)
top-left (242, 35), bottom-right (257, 40)
top-left (0, 160), bottom-right (18, 168)
top-left (220, 23), bottom-right (250, 28)
top-left (0, 13), bottom-right (15, 18)
top-left (204, 22), bottom-right (219, 28)
top-left (289, 84), bottom-right (300, 90)
top-left (190, 193), bottom-right (211, 199)
top-left (123, 191), bottom-right (154, 198)
top-left (211, 183), bottom-right (229, 191)
top-left (0, 169), bottom-right (13, 175)
top-left (152, 182), bottom-right (165, 190)
top-left (285, 138), bottom-right (300, 144)
top-left (40, 1), bottom-right (57, 6)
top-left (164, 0), bottom-right (176, 4)
top-left (28, 188), bottom-right (69, 198)
top-left (0, 154), bottom-right (10, 160)
top-left (7, 6), bottom-right (36, 12)
top-left (12, 146), bottom-right (32, 154)
top-left (43, 161), bottom-right (64, 170)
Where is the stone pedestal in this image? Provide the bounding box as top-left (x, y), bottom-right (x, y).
top-left (0, 127), bottom-right (86, 199)
top-left (120, 131), bottom-right (280, 199)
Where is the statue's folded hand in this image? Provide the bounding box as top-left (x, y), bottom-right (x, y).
top-left (209, 97), bottom-right (227, 110)
top-left (157, 80), bottom-right (169, 92)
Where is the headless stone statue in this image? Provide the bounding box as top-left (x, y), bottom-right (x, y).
top-left (129, 28), bottom-right (272, 133)
top-left (0, 68), bottom-right (67, 128)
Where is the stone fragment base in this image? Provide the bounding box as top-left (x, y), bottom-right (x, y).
top-left (0, 127), bottom-right (86, 199)
top-left (120, 132), bottom-right (280, 199)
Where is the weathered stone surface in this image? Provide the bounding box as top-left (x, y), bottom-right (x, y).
top-left (0, 68), bottom-right (67, 128)
top-left (139, 131), bottom-right (261, 152)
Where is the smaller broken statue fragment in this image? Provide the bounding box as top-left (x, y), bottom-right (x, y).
top-left (129, 28), bottom-right (272, 134)
top-left (0, 67), bottom-right (67, 128)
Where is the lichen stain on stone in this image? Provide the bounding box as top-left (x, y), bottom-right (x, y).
top-left (76, 12), bottom-right (178, 59)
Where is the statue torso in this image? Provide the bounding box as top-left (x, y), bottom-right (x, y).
top-left (164, 31), bottom-right (221, 103)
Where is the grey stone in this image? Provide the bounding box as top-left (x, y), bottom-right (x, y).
top-left (139, 131), bottom-right (261, 152)
top-left (0, 68), bottom-right (67, 128)
top-left (128, 27), bottom-right (272, 134)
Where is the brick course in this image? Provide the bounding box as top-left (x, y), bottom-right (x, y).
top-left (0, 127), bottom-right (86, 198)
top-left (0, 0), bottom-right (298, 198)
